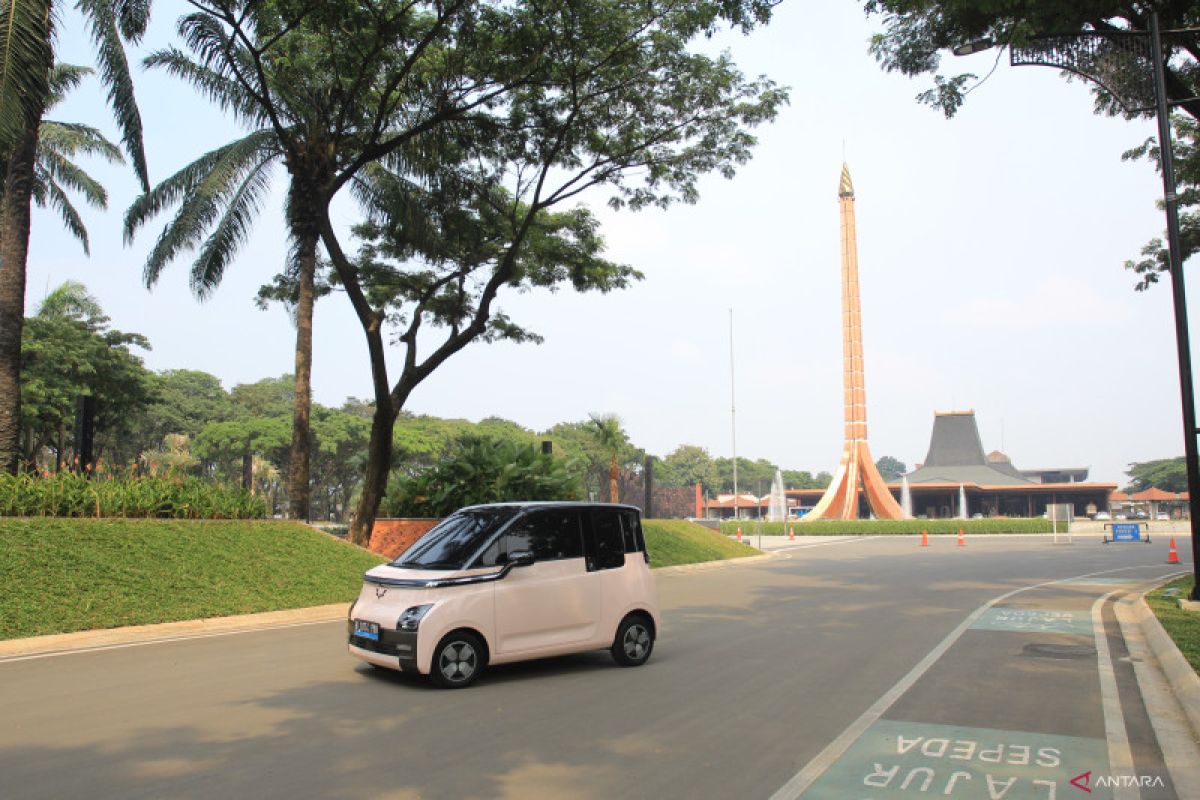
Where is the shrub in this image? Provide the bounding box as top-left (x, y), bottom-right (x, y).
top-left (717, 518), bottom-right (1060, 536)
top-left (0, 471), bottom-right (267, 519)
top-left (383, 436), bottom-right (584, 518)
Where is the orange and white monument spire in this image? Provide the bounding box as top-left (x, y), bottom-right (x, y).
top-left (804, 164), bottom-right (906, 521)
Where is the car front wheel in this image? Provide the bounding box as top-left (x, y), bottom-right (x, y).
top-left (430, 631), bottom-right (486, 689)
top-left (611, 615), bottom-right (654, 667)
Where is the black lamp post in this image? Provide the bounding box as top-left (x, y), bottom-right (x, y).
top-left (956, 14), bottom-right (1200, 599)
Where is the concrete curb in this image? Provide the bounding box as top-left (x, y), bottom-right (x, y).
top-left (1130, 591), bottom-right (1200, 741)
top-left (0, 603), bottom-right (349, 661)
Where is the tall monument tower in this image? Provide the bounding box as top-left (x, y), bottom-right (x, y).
top-left (804, 164), bottom-right (906, 521)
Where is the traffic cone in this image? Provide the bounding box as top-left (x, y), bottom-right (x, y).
top-left (957, 528), bottom-right (965, 547)
top-left (736, 527), bottom-right (742, 542)
top-left (921, 529), bottom-right (929, 547)
top-left (1168, 537), bottom-right (1179, 564)
top-left (788, 526), bottom-right (795, 541)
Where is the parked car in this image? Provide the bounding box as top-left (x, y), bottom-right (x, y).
top-left (347, 502), bottom-right (661, 688)
top-left (1094, 511), bottom-right (1111, 521)
top-left (1156, 512), bottom-right (1171, 520)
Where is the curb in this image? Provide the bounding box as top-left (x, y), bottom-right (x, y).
top-left (1130, 592), bottom-right (1200, 741)
top-left (0, 603), bottom-right (349, 661)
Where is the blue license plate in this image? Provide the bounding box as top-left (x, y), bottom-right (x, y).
top-left (354, 620), bottom-right (379, 641)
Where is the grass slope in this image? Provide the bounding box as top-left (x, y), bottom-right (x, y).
top-left (1146, 576), bottom-right (1200, 676)
top-left (0, 518), bottom-right (384, 640)
top-left (644, 519), bottom-right (758, 568)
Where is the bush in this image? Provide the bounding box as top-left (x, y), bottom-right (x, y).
top-left (383, 436), bottom-right (583, 517)
top-left (0, 471), bottom-right (267, 519)
top-left (717, 518), bottom-right (1060, 536)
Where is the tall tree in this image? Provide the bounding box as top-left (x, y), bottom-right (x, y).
top-left (875, 455), bottom-right (907, 481)
top-left (0, 0), bottom-right (150, 473)
top-left (862, 1), bottom-right (1200, 288)
top-left (170, 0), bottom-right (785, 545)
top-left (1126, 456), bottom-right (1188, 493)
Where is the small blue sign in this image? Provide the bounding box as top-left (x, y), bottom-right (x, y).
top-left (1112, 523), bottom-right (1141, 542)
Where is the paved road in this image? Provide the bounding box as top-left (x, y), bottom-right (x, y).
top-left (0, 536), bottom-right (1192, 799)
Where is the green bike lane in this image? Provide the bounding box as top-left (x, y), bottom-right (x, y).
top-left (772, 567), bottom-right (1189, 800)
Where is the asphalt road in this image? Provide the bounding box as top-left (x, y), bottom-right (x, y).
top-left (0, 535), bottom-right (1192, 800)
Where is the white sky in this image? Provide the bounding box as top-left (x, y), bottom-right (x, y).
top-left (31, 1), bottom-right (1190, 486)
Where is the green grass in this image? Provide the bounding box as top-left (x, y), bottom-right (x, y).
top-left (0, 518), bottom-right (385, 640)
top-left (1146, 576), bottom-right (1200, 676)
top-left (718, 518), bottom-right (1059, 536)
top-left (644, 519), bottom-right (758, 568)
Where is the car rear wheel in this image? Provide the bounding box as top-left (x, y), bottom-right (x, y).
top-left (610, 614), bottom-right (654, 667)
top-left (430, 631), bottom-right (486, 689)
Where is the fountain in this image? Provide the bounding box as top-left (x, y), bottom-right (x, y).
top-left (901, 475), bottom-right (912, 518)
top-left (767, 470), bottom-right (788, 522)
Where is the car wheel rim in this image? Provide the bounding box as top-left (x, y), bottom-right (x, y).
top-left (623, 624), bottom-right (650, 660)
top-left (439, 641), bottom-right (477, 682)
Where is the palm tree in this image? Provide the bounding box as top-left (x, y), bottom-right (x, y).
top-left (0, 0), bottom-right (150, 473)
top-left (589, 413), bottom-right (627, 504)
top-left (124, 45), bottom-right (353, 521)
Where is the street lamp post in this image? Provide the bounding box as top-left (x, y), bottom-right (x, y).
top-left (956, 15), bottom-right (1200, 599)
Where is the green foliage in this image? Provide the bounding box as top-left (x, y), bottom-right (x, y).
top-left (656, 444), bottom-right (718, 491)
top-left (719, 518), bottom-right (1059, 536)
top-left (0, 518), bottom-right (384, 639)
top-left (642, 519), bottom-right (757, 567)
top-left (0, 470), bottom-right (266, 519)
top-left (383, 437), bottom-right (584, 518)
top-left (20, 282), bottom-right (157, 469)
top-left (1126, 457), bottom-right (1188, 493)
top-left (1146, 577), bottom-right (1200, 676)
top-left (876, 455), bottom-right (907, 481)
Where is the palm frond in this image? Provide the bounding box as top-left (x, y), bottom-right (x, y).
top-left (113, 0), bottom-right (150, 42)
top-left (39, 120), bottom-right (123, 163)
top-left (76, 0), bottom-right (148, 189)
top-left (190, 158), bottom-right (275, 299)
top-left (124, 128), bottom-right (278, 243)
top-left (36, 148), bottom-right (107, 208)
top-left (46, 63), bottom-right (91, 106)
top-left (42, 177), bottom-right (90, 253)
top-left (139, 132), bottom-right (280, 288)
top-left (0, 0), bottom-right (53, 150)
top-left (144, 46), bottom-right (268, 126)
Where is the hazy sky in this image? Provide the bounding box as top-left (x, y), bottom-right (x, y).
top-left (31, 1), bottom-right (1188, 486)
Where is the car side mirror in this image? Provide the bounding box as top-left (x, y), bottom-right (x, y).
top-left (508, 550), bottom-right (535, 567)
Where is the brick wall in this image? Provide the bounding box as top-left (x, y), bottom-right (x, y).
top-left (368, 518), bottom-right (439, 560)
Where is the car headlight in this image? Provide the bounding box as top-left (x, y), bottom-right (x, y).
top-left (397, 604), bottom-right (434, 631)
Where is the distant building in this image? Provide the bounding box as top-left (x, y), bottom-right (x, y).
top-left (781, 410), bottom-right (1115, 519)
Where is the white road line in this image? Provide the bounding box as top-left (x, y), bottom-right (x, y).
top-left (767, 563), bottom-right (1176, 800)
top-left (0, 618), bottom-right (342, 664)
top-left (1092, 590), bottom-right (1140, 800)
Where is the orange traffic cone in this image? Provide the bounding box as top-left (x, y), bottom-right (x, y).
top-left (957, 528), bottom-right (965, 547)
top-left (788, 526), bottom-right (795, 541)
top-left (1168, 537), bottom-right (1179, 564)
top-left (921, 529), bottom-right (929, 547)
top-left (736, 527), bottom-right (742, 542)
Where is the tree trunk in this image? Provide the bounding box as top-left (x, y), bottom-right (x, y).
top-left (348, 395), bottom-right (395, 547)
top-left (0, 123), bottom-right (40, 474)
top-left (609, 455), bottom-right (619, 503)
top-left (287, 230), bottom-right (317, 521)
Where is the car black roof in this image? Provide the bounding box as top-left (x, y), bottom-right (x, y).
top-left (456, 501), bottom-right (642, 513)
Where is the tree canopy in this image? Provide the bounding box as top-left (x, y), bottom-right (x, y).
top-left (1125, 456), bottom-right (1187, 493)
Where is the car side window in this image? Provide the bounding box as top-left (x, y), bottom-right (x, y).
top-left (588, 510), bottom-right (627, 571)
top-left (619, 509), bottom-right (645, 553)
top-left (477, 509), bottom-right (583, 567)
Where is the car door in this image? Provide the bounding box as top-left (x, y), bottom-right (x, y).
top-left (490, 508), bottom-right (601, 655)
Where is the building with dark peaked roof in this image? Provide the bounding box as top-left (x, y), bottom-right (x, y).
top-left (902, 410), bottom-right (1114, 519)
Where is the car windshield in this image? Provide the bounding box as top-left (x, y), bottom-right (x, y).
top-left (393, 508), bottom-right (520, 570)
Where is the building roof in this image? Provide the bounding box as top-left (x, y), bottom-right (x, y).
top-left (1132, 487), bottom-right (1180, 501)
top-left (1111, 490), bottom-right (1131, 501)
top-left (906, 411), bottom-right (1032, 486)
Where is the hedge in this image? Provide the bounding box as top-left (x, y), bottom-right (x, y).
top-left (718, 518), bottom-right (1061, 536)
top-left (0, 471), bottom-right (267, 519)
